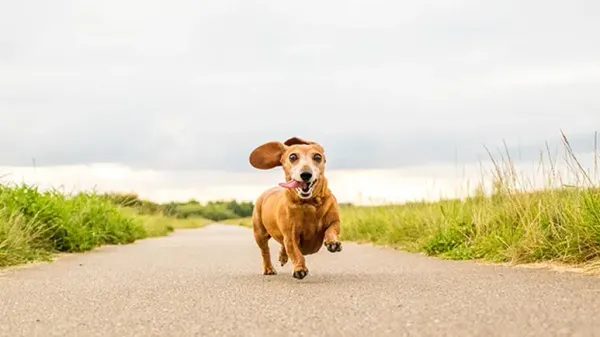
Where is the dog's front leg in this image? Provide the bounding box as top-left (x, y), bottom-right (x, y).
top-left (323, 221), bottom-right (342, 252)
top-left (323, 209), bottom-right (343, 253)
top-left (283, 226), bottom-right (308, 279)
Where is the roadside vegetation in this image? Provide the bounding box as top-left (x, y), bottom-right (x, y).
top-left (0, 184), bottom-right (143, 267)
top-left (340, 132), bottom-right (600, 269)
top-left (102, 192), bottom-right (254, 221)
top-left (0, 182), bottom-right (251, 267)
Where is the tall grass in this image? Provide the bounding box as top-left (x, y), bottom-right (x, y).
top-left (340, 132), bottom-right (600, 266)
top-left (0, 183), bottom-right (208, 267)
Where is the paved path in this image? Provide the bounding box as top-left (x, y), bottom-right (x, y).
top-left (1, 224), bottom-right (600, 336)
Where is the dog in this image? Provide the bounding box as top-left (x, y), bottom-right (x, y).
top-left (248, 136), bottom-right (342, 279)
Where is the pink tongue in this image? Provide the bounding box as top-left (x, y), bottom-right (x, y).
top-left (279, 180), bottom-right (302, 189)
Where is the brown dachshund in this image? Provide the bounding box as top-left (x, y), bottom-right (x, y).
top-left (248, 136), bottom-right (342, 279)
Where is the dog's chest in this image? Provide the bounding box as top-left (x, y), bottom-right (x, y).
top-left (297, 214), bottom-right (325, 244)
top-left (297, 218), bottom-right (322, 235)
top-left (297, 220), bottom-right (325, 255)
top-left (291, 207), bottom-right (323, 230)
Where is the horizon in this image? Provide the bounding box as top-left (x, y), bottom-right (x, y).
top-left (1, 133), bottom-right (597, 206)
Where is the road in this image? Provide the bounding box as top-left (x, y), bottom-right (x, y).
top-left (1, 224), bottom-right (599, 337)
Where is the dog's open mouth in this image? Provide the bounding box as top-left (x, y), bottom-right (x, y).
top-left (278, 180), bottom-right (316, 199)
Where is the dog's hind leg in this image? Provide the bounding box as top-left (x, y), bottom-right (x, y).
top-left (278, 245), bottom-right (288, 266)
top-left (253, 219), bottom-right (277, 275)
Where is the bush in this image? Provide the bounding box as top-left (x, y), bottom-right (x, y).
top-left (0, 183), bottom-right (147, 267)
top-left (172, 200), bottom-right (253, 221)
top-left (101, 192), bottom-right (254, 222)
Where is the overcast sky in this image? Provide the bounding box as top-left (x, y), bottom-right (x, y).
top-left (1, 0), bottom-right (599, 202)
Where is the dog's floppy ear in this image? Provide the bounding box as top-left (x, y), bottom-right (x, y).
top-left (283, 137), bottom-right (314, 146)
top-left (249, 141), bottom-right (285, 170)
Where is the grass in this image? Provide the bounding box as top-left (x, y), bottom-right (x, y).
top-left (118, 207), bottom-right (212, 237)
top-left (226, 132), bottom-right (600, 270)
top-left (0, 183), bottom-right (209, 268)
top-left (339, 189), bottom-right (600, 265)
top-left (340, 132), bottom-right (600, 268)
top-left (221, 217), bottom-right (252, 227)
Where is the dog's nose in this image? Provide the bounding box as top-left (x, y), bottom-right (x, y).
top-left (300, 171), bottom-right (312, 182)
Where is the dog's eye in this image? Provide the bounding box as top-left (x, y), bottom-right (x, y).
top-left (289, 153), bottom-right (298, 162)
top-left (313, 153), bottom-right (322, 163)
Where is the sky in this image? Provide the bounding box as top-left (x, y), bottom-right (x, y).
top-left (1, 0), bottom-right (599, 204)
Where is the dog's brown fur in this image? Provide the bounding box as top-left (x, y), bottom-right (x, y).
top-left (248, 136), bottom-right (342, 279)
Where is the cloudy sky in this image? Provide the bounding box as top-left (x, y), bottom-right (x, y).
top-left (1, 0), bottom-right (599, 204)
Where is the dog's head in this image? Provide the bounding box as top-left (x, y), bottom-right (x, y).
top-left (249, 137), bottom-right (327, 200)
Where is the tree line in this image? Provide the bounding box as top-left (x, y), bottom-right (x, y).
top-left (102, 192), bottom-right (254, 221)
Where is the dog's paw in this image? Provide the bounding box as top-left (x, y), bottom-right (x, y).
top-left (292, 267), bottom-right (309, 280)
top-left (324, 241), bottom-right (342, 253)
top-left (263, 267), bottom-right (277, 275)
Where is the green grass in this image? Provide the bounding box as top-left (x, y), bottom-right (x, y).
top-left (339, 187), bottom-right (600, 266)
top-left (340, 132), bottom-right (600, 268)
top-left (118, 207), bottom-right (212, 237)
top-left (221, 217), bottom-right (252, 227)
top-left (0, 183), bottom-right (209, 268)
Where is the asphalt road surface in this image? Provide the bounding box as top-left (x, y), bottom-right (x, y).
top-left (1, 224), bottom-right (600, 337)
